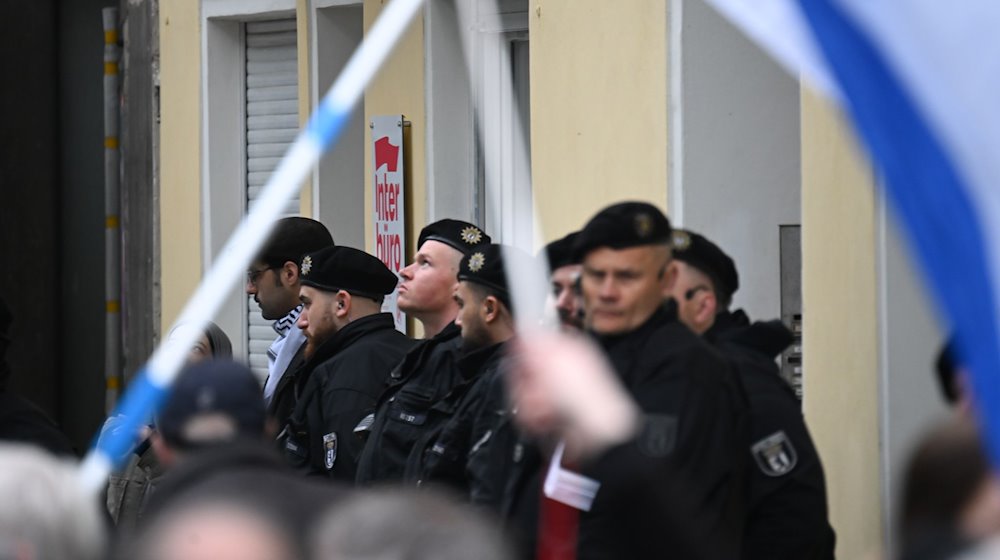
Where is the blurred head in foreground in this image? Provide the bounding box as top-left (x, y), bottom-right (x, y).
top-left (311, 488), bottom-right (513, 560)
top-left (0, 444), bottom-right (106, 560)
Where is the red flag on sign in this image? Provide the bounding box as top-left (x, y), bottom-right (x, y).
top-left (375, 136), bottom-right (400, 173)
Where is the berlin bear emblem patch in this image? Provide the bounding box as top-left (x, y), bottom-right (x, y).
top-left (751, 431), bottom-right (797, 477)
top-left (323, 432), bottom-right (338, 471)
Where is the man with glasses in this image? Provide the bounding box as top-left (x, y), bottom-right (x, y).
top-left (246, 217), bottom-right (333, 438)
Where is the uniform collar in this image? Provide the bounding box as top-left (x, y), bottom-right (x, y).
top-left (708, 309), bottom-right (793, 359)
top-left (592, 300), bottom-right (677, 347)
top-left (457, 340), bottom-right (507, 379)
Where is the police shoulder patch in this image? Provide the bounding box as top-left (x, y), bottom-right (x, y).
top-left (323, 432), bottom-right (338, 470)
top-left (638, 414), bottom-right (678, 458)
top-left (751, 430), bottom-right (797, 477)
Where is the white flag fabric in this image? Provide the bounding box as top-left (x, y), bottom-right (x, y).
top-left (701, 0), bottom-right (1000, 464)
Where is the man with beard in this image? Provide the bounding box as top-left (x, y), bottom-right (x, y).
top-left (668, 229), bottom-right (835, 560)
top-left (504, 202), bottom-right (748, 559)
top-left (246, 217), bottom-right (333, 435)
top-left (544, 232), bottom-right (584, 332)
top-left (283, 246), bottom-right (415, 481)
top-left (402, 244), bottom-right (520, 498)
top-left (355, 219), bottom-right (491, 486)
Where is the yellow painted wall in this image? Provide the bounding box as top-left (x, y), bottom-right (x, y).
top-left (158, 1), bottom-right (202, 335)
top-left (801, 89), bottom-right (882, 559)
top-left (529, 0), bottom-right (669, 241)
top-left (362, 0), bottom-right (426, 258)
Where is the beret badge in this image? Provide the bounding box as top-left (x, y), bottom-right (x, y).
top-left (672, 231), bottom-right (691, 251)
top-left (468, 252), bottom-right (486, 273)
top-left (461, 226), bottom-right (483, 245)
top-left (301, 255), bottom-right (313, 276)
top-left (634, 213), bottom-right (654, 239)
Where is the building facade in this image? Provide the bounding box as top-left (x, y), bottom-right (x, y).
top-left (147, 0), bottom-right (950, 556)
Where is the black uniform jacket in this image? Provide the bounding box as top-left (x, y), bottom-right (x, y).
top-left (504, 301), bottom-right (749, 560)
top-left (355, 322), bottom-right (465, 486)
top-left (707, 309), bottom-right (836, 560)
top-left (267, 342), bottom-right (307, 443)
top-left (402, 341), bottom-right (508, 494)
top-left (465, 362), bottom-right (520, 508)
top-left (284, 313), bottom-right (415, 481)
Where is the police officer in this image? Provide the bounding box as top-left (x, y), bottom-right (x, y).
top-left (505, 202), bottom-right (748, 559)
top-left (544, 232), bottom-right (584, 332)
top-left (355, 219), bottom-right (491, 485)
top-left (669, 228), bottom-right (835, 559)
top-left (403, 244), bottom-right (521, 497)
top-left (283, 246), bottom-right (415, 481)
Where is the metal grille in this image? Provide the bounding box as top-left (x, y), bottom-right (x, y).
top-left (245, 18), bottom-right (299, 381)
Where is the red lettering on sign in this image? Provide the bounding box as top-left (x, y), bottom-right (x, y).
top-left (375, 174), bottom-right (401, 222)
top-left (376, 232), bottom-right (403, 271)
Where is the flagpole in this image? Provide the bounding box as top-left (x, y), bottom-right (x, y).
top-left (78, 0), bottom-right (427, 494)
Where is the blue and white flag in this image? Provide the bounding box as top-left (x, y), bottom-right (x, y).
top-left (703, 0), bottom-right (1000, 464)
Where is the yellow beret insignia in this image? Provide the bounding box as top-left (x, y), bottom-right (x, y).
top-left (461, 226), bottom-right (483, 245)
top-left (634, 213), bottom-right (654, 239)
top-left (468, 252), bottom-right (485, 273)
top-left (672, 231), bottom-right (691, 251)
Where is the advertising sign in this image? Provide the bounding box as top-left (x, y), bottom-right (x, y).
top-left (371, 115), bottom-right (406, 332)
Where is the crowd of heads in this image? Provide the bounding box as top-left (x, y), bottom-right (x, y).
top-left (0, 199), bottom-right (987, 560)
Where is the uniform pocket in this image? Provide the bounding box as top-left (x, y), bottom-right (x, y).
top-left (388, 386), bottom-right (435, 426)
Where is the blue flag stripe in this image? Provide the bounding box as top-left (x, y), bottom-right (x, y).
top-left (797, 0), bottom-right (1000, 463)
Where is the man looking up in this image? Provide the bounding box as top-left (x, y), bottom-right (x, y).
top-left (668, 229), bottom-right (835, 559)
top-left (403, 244), bottom-right (521, 497)
top-left (246, 217), bottom-right (333, 435)
top-left (355, 219), bottom-right (491, 485)
top-left (283, 246), bottom-right (415, 481)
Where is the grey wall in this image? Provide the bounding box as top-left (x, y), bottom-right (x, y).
top-left (424, 0), bottom-right (477, 224)
top-left (677, 0), bottom-right (801, 323)
top-left (316, 5), bottom-right (366, 249)
top-left (58, 0), bottom-right (117, 451)
top-left (877, 200), bottom-right (950, 556)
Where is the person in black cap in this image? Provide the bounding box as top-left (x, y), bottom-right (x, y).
top-left (137, 360), bottom-right (348, 556)
top-left (245, 217), bottom-right (334, 442)
top-left (544, 232), bottom-right (584, 331)
top-left (282, 246), bottom-right (415, 481)
top-left (401, 244), bottom-right (521, 500)
top-left (152, 360), bottom-right (268, 467)
top-left (355, 219), bottom-right (491, 486)
top-left (398, 218), bottom-right (492, 337)
top-left (669, 228), bottom-right (836, 560)
top-left (503, 201), bottom-right (749, 559)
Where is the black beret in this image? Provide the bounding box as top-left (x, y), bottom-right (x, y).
top-left (158, 360), bottom-right (265, 449)
top-left (573, 201), bottom-right (672, 260)
top-left (299, 246), bottom-right (398, 299)
top-left (458, 244), bottom-right (528, 310)
top-left (544, 232), bottom-right (581, 271)
top-left (670, 229), bottom-right (739, 300)
top-left (258, 217), bottom-right (334, 268)
top-left (417, 219), bottom-right (491, 256)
